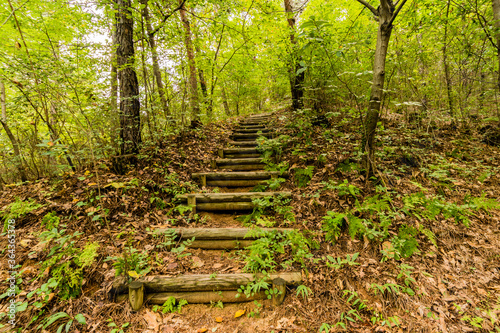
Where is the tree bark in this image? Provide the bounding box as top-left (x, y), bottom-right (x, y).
top-left (179, 0), bottom-right (201, 127)
top-left (493, 0), bottom-right (500, 93)
top-left (443, 0), bottom-right (455, 119)
top-left (141, 0), bottom-right (170, 118)
top-left (357, 0), bottom-right (407, 176)
top-left (221, 84), bottom-right (230, 115)
top-left (117, 0), bottom-right (141, 155)
top-left (0, 82), bottom-right (27, 182)
top-left (284, 0), bottom-right (304, 111)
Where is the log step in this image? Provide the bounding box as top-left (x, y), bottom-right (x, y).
top-left (227, 141), bottom-right (259, 147)
top-left (237, 125), bottom-right (267, 130)
top-left (178, 191), bottom-right (291, 203)
top-left (178, 191), bottom-right (292, 212)
top-left (151, 227), bottom-right (295, 249)
top-left (211, 157), bottom-right (265, 170)
top-left (192, 171), bottom-right (281, 187)
top-left (235, 128), bottom-right (272, 134)
top-left (113, 271), bottom-right (301, 294)
top-left (218, 148), bottom-right (260, 159)
top-left (232, 133), bottom-right (273, 140)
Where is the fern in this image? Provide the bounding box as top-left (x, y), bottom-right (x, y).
top-left (322, 211), bottom-right (345, 242)
top-left (295, 166), bottom-right (314, 187)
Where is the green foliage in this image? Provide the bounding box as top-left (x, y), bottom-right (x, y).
top-left (325, 253), bottom-right (360, 270)
top-left (1, 198), bottom-right (43, 230)
top-left (257, 135), bottom-right (291, 159)
top-left (238, 195), bottom-right (295, 225)
top-left (107, 319), bottom-right (130, 333)
top-left (321, 211), bottom-right (345, 242)
top-left (241, 229), bottom-right (316, 273)
top-left (152, 297), bottom-right (188, 314)
top-left (38, 228), bottom-right (99, 299)
top-left (296, 285), bottom-right (312, 300)
top-left (294, 166), bottom-right (314, 188)
top-left (322, 179), bottom-right (360, 197)
top-left (41, 212), bottom-right (60, 230)
top-left (105, 247), bottom-right (150, 280)
top-left (252, 177), bottom-right (286, 192)
top-left (37, 312), bottom-right (86, 333)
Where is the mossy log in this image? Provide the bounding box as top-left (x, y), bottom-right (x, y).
top-left (112, 272), bottom-right (302, 294)
top-left (214, 157), bottom-right (263, 165)
top-left (206, 179), bottom-right (265, 187)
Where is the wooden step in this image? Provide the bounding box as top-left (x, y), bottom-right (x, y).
top-left (218, 148), bottom-right (260, 159)
top-left (113, 272), bottom-right (301, 308)
top-left (151, 227), bottom-right (294, 249)
top-left (235, 128), bottom-right (272, 134)
top-left (178, 191), bottom-right (292, 212)
top-left (192, 171), bottom-right (281, 187)
top-left (211, 157), bottom-right (265, 171)
top-left (239, 121), bottom-right (268, 126)
top-left (227, 140), bottom-right (259, 147)
top-left (231, 133), bottom-right (273, 140)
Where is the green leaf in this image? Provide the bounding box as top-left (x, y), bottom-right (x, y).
top-left (74, 313), bottom-right (86, 325)
top-left (43, 312), bottom-right (70, 329)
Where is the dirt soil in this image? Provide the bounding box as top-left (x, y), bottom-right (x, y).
top-left (0, 109), bottom-right (499, 332)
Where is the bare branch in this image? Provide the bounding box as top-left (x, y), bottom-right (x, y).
top-left (387, 0), bottom-right (408, 27)
top-left (355, 0), bottom-right (378, 16)
top-left (150, 0), bottom-right (187, 37)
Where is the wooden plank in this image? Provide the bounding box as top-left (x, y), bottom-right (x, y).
top-left (177, 192), bottom-right (291, 203)
top-left (197, 202), bottom-right (254, 211)
top-left (117, 290), bottom-right (268, 304)
top-left (222, 148), bottom-right (259, 154)
top-left (232, 133), bottom-right (273, 140)
top-left (224, 154), bottom-right (261, 158)
top-left (227, 141), bottom-right (259, 147)
top-left (215, 158), bottom-right (263, 165)
top-left (192, 171), bottom-right (281, 180)
top-left (207, 179), bottom-right (265, 187)
top-left (113, 272), bottom-right (302, 294)
top-left (236, 128), bottom-right (272, 133)
top-left (154, 227), bottom-right (293, 240)
top-left (217, 164), bottom-right (264, 171)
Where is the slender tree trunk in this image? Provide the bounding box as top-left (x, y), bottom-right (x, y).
top-left (443, 0), bottom-right (455, 120)
top-left (117, 0), bottom-right (141, 155)
top-left (221, 84), bottom-right (230, 116)
top-left (493, 0), bottom-right (500, 93)
top-left (284, 0), bottom-right (304, 111)
top-left (179, 0), bottom-right (201, 127)
top-left (110, 0), bottom-right (119, 118)
top-left (358, 0), bottom-right (404, 176)
top-left (0, 82), bottom-right (27, 182)
top-left (141, 0), bottom-right (170, 119)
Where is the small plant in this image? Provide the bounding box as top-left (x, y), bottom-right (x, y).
top-left (41, 212), bottom-right (60, 230)
top-left (1, 198), bottom-right (43, 231)
top-left (294, 166), bottom-right (314, 187)
top-left (107, 318), bottom-right (130, 333)
top-left (323, 179), bottom-right (360, 197)
top-left (238, 195), bottom-right (295, 225)
top-left (37, 312), bottom-right (86, 333)
top-left (296, 284), bottom-right (312, 300)
top-left (325, 253), bottom-right (360, 270)
top-left (322, 211), bottom-right (345, 242)
top-left (38, 228), bottom-right (99, 299)
top-left (152, 297), bottom-right (188, 314)
top-left (105, 247), bottom-right (150, 280)
top-left (252, 177), bottom-right (286, 192)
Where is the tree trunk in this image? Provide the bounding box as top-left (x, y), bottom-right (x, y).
top-left (222, 85), bottom-right (230, 116)
top-left (117, 0), bottom-right (141, 155)
top-left (141, 0), bottom-right (170, 119)
top-left (362, 1), bottom-right (393, 176)
top-left (179, 0), bottom-right (201, 127)
top-left (284, 0), bottom-right (304, 111)
top-left (443, 0), bottom-right (455, 120)
top-left (493, 0), bottom-right (500, 93)
top-left (0, 82), bottom-right (27, 182)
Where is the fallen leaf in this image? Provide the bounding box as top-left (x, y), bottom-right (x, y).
top-left (215, 317), bottom-right (223, 323)
top-left (234, 309), bottom-right (245, 318)
top-left (143, 310), bottom-right (159, 329)
top-left (197, 328), bottom-right (208, 333)
top-left (128, 271), bottom-right (140, 278)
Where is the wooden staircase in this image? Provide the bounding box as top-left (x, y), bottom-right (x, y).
top-left (112, 113), bottom-right (301, 311)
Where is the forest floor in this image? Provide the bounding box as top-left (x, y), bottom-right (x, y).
top-left (0, 107), bottom-right (499, 332)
